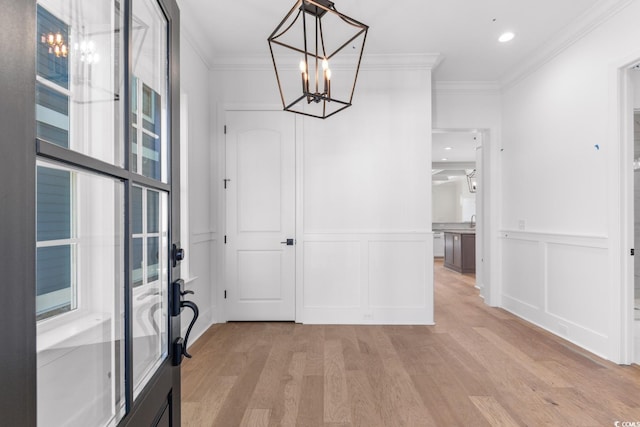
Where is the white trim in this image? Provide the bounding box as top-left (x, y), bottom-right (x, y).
top-left (295, 113), bottom-right (304, 324)
top-left (304, 229), bottom-right (433, 236)
top-left (501, 0), bottom-right (635, 89)
top-left (499, 229), bottom-right (609, 249)
top-left (433, 81), bottom-right (501, 95)
top-left (615, 52), bottom-right (640, 364)
top-left (177, 2), bottom-right (213, 70)
top-left (211, 53), bottom-right (442, 71)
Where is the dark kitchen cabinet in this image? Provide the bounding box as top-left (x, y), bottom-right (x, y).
top-left (443, 232), bottom-right (475, 274)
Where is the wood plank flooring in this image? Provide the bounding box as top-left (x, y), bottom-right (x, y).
top-left (182, 260), bottom-right (640, 426)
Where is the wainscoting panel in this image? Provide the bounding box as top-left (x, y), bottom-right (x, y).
top-left (303, 241), bottom-right (361, 309)
top-left (500, 230), bottom-right (610, 358)
top-left (502, 238), bottom-right (543, 310)
top-left (301, 232), bottom-right (433, 325)
top-left (546, 243), bottom-right (608, 335)
top-left (369, 241), bottom-right (428, 309)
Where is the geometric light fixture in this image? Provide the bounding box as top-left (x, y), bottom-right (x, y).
top-left (75, 40), bottom-right (100, 64)
top-left (268, 0), bottom-right (369, 119)
top-left (42, 32), bottom-right (68, 57)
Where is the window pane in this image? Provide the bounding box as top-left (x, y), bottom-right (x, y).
top-left (147, 237), bottom-right (159, 282)
top-left (133, 237), bottom-right (143, 288)
top-left (36, 160), bottom-right (125, 427)
top-left (142, 133), bottom-right (161, 180)
top-left (36, 83), bottom-right (69, 148)
top-left (37, 5), bottom-right (69, 89)
top-left (147, 190), bottom-right (159, 233)
top-left (131, 126), bottom-right (138, 174)
top-left (36, 245), bottom-right (72, 319)
top-left (132, 189), bottom-right (168, 398)
top-left (36, 0), bottom-right (124, 166)
top-left (132, 186), bottom-right (143, 234)
top-left (131, 0), bottom-right (167, 183)
top-left (37, 166), bottom-right (71, 241)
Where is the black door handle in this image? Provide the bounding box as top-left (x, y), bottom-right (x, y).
top-left (171, 279), bottom-right (199, 366)
top-left (280, 238), bottom-right (295, 246)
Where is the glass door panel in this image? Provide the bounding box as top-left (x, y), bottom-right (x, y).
top-left (36, 160), bottom-right (125, 427)
top-left (36, 0), bottom-right (124, 166)
top-left (131, 187), bottom-right (169, 397)
top-left (131, 0), bottom-right (168, 183)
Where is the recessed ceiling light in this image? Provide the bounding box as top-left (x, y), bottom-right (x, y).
top-left (499, 32), bottom-right (515, 43)
top-left (444, 147), bottom-right (452, 150)
top-left (441, 158), bottom-right (448, 161)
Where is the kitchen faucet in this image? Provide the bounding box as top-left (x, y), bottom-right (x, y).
top-left (470, 214), bottom-right (476, 228)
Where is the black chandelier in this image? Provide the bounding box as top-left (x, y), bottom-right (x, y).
top-left (268, 0), bottom-right (369, 119)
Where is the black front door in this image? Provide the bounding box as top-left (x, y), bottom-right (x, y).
top-left (0, 0), bottom-right (183, 425)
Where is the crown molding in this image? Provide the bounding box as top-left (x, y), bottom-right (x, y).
top-left (210, 53), bottom-right (442, 71)
top-left (501, 0), bottom-right (635, 89)
top-left (178, 1), bottom-right (214, 70)
top-left (434, 81), bottom-right (501, 95)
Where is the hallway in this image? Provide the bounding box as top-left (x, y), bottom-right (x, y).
top-left (182, 261), bottom-right (640, 426)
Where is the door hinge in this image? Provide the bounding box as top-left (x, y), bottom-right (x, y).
top-left (224, 178), bottom-right (230, 189)
top-left (224, 235), bottom-right (227, 244)
top-left (224, 290), bottom-right (227, 299)
top-left (632, 249), bottom-right (635, 256)
top-left (224, 125), bottom-right (227, 134)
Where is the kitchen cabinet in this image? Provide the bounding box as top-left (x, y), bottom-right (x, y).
top-left (443, 231), bottom-right (475, 274)
top-left (433, 232), bottom-right (444, 257)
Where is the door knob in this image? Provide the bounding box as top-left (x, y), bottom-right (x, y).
top-left (280, 238), bottom-right (295, 246)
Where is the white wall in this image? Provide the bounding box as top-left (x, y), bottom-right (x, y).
top-left (179, 33), bottom-right (216, 344)
top-left (211, 56), bottom-right (435, 324)
top-left (500, 1), bottom-right (640, 362)
top-left (432, 178), bottom-right (476, 223)
top-left (432, 181), bottom-right (458, 222)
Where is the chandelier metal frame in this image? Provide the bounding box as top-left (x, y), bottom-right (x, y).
top-left (268, 0), bottom-right (369, 119)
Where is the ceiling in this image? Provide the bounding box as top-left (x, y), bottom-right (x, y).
top-left (178, 0), bottom-right (604, 81)
top-left (433, 132), bottom-right (478, 163)
top-left (432, 132), bottom-right (477, 184)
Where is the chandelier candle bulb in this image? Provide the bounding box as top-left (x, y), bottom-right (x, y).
top-left (300, 60), bottom-right (309, 93)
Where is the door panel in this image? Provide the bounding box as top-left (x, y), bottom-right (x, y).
top-left (237, 133), bottom-right (282, 231)
top-left (30, 0), bottom-right (184, 425)
top-left (226, 111), bottom-right (295, 321)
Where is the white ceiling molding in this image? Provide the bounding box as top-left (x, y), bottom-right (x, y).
top-left (179, 1), bottom-right (214, 69)
top-left (434, 81), bottom-right (501, 95)
top-left (500, 0), bottom-right (635, 89)
top-left (210, 53), bottom-right (442, 72)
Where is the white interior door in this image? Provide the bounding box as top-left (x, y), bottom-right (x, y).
top-left (225, 111), bottom-right (296, 320)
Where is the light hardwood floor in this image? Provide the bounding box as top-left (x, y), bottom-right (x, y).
top-left (182, 260), bottom-right (640, 426)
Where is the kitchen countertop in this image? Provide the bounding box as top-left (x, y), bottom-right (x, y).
top-left (442, 229), bottom-right (476, 234)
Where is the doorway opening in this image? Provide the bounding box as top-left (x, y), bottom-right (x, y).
top-left (431, 129), bottom-right (484, 295)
